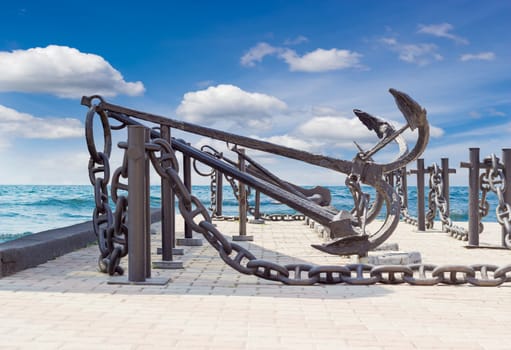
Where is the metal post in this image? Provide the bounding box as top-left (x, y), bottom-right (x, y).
top-left (160, 125), bottom-right (174, 261)
top-left (401, 167), bottom-right (408, 210)
top-left (441, 158), bottom-right (456, 231)
top-left (502, 149), bottom-right (511, 247)
top-left (216, 170), bottom-right (223, 216)
top-left (153, 126), bottom-right (183, 270)
top-left (254, 190), bottom-right (261, 219)
top-left (183, 148), bottom-right (192, 239)
top-left (144, 128), bottom-right (151, 278)
top-left (176, 143), bottom-right (203, 247)
top-left (416, 159), bottom-right (426, 231)
top-left (109, 125), bottom-right (170, 285)
top-left (233, 148), bottom-right (253, 241)
top-left (467, 148), bottom-right (480, 246)
top-left (127, 126), bottom-right (148, 282)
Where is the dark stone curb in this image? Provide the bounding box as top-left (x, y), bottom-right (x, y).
top-left (0, 209), bottom-right (162, 278)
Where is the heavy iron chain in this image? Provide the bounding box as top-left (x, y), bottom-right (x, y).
top-left (394, 168), bottom-right (418, 225)
top-left (146, 137), bottom-right (511, 286)
top-left (209, 170), bottom-right (218, 216)
top-left (481, 154), bottom-right (511, 247)
top-left (425, 163), bottom-right (468, 240)
top-left (86, 103), bottom-right (128, 275)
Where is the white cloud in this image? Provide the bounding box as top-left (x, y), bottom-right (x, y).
top-left (262, 134), bottom-right (322, 153)
top-left (279, 48), bottom-right (362, 72)
top-left (0, 104), bottom-right (83, 140)
top-left (241, 42), bottom-right (363, 72)
top-left (241, 42), bottom-right (279, 67)
top-left (175, 84), bottom-right (287, 129)
top-left (460, 52), bottom-right (496, 62)
top-left (381, 37), bottom-right (443, 66)
top-left (418, 23), bottom-right (469, 45)
top-left (283, 35), bottom-right (309, 45)
top-left (0, 45), bottom-right (145, 98)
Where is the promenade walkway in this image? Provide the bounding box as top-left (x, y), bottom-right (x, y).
top-left (0, 218), bottom-right (510, 349)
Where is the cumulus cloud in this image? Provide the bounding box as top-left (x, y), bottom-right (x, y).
top-left (460, 52), bottom-right (496, 62)
top-left (279, 48), bottom-right (362, 72)
top-left (241, 42), bottom-right (280, 67)
top-left (261, 134), bottom-right (322, 153)
top-left (296, 115), bottom-right (377, 148)
top-left (175, 84), bottom-right (287, 129)
top-left (0, 45), bottom-right (145, 98)
top-left (241, 42), bottom-right (363, 72)
top-left (381, 37), bottom-right (443, 65)
top-left (0, 104), bottom-right (83, 140)
top-left (418, 23), bottom-right (469, 45)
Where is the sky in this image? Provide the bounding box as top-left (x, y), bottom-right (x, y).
top-left (0, 0), bottom-right (509, 186)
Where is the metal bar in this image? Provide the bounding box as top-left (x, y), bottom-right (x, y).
top-left (144, 128), bottom-right (151, 278)
top-left (402, 167), bottom-right (408, 209)
top-left (255, 190), bottom-right (261, 219)
top-left (216, 171), bottom-right (223, 216)
top-left (127, 125), bottom-right (148, 282)
top-left (416, 159), bottom-right (426, 231)
top-left (468, 148), bottom-right (480, 246)
top-left (184, 144), bottom-right (192, 239)
top-left (502, 148), bottom-right (511, 246)
top-left (160, 125), bottom-right (175, 260)
top-left (441, 158), bottom-right (449, 231)
top-left (238, 149), bottom-right (247, 236)
top-left (101, 106), bottom-right (353, 174)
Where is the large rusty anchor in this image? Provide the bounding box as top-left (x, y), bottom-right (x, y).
top-left (312, 88), bottom-right (429, 255)
top-left (82, 88), bottom-right (429, 258)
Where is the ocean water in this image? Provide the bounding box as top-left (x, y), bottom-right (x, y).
top-left (0, 185), bottom-right (500, 243)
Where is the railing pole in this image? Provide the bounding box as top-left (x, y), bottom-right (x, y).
top-left (176, 143), bottom-right (203, 247)
top-left (401, 167), bottom-right (408, 210)
top-left (467, 148), bottom-right (480, 246)
top-left (153, 126), bottom-right (184, 270)
top-left (183, 147), bottom-right (192, 239)
top-left (160, 125), bottom-right (174, 261)
top-left (416, 159), bottom-right (426, 231)
top-left (216, 170), bottom-right (223, 216)
top-left (502, 149), bottom-right (511, 247)
top-left (127, 125), bottom-right (149, 282)
top-left (233, 148), bottom-right (253, 241)
top-left (254, 190), bottom-right (261, 219)
top-left (144, 128), bottom-right (151, 278)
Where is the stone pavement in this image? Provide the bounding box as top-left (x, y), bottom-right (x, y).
top-left (0, 218), bottom-right (510, 350)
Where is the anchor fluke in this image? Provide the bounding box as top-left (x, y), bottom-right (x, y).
top-left (311, 234), bottom-right (371, 256)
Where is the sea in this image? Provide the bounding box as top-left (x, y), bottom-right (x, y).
top-left (0, 185), bottom-right (501, 244)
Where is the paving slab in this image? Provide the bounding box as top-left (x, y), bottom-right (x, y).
top-left (0, 218), bottom-right (510, 349)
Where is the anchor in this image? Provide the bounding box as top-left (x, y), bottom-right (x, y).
top-left (312, 88), bottom-right (429, 255)
top-left (82, 88), bottom-right (429, 260)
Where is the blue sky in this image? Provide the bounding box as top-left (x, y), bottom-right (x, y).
top-left (0, 0), bottom-right (509, 185)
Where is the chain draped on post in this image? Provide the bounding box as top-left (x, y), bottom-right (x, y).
top-left (86, 100), bottom-right (129, 275)
top-left (480, 154), bottom-right (511, 247)
top-left (394, 168), bottom-right (418, 225)
top-left (425, 163), bottom-right (468, 240)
